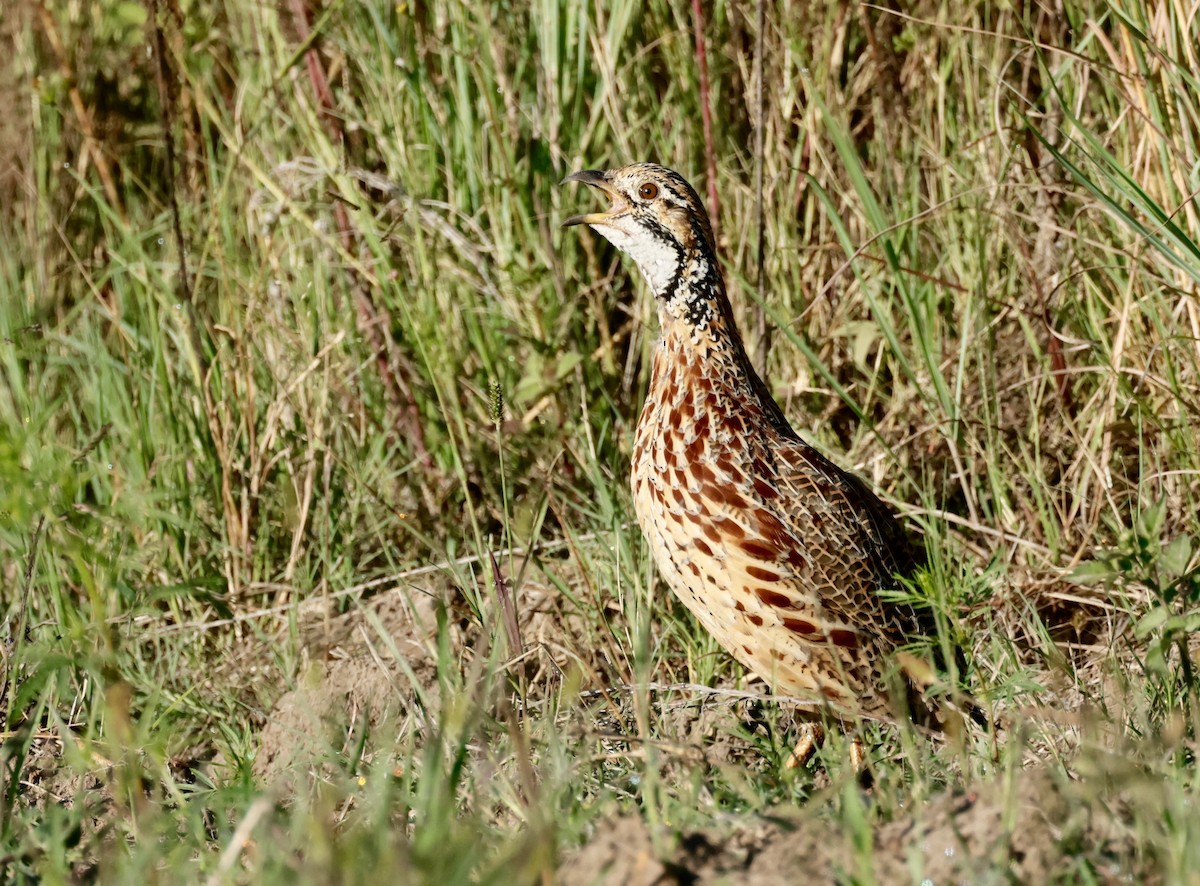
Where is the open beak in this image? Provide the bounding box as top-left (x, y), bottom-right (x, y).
top-left (561, 169), bottom-right (625, 228)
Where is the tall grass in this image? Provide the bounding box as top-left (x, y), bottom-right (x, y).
top-left (1, 0), bottom-right (1199, 880)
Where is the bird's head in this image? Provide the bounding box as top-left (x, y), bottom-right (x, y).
top-left (562, 163), bottom-right (717, 301)
top-left (562, 163), bottom-right (785, 430)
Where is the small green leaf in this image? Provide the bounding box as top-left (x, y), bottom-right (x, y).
top-left (552, 351), bottom-right (584, 381)
top-left (1145, 641), bottom-right (1167, 675)
top-left (1160, 535), bottom-right (1193, 579)
top-left (1163, 614), bottom-right (1188, 635)
top-left (1070, 560), bottom-right (1114, 586)
top-left (1134, 606), bottom-right (1169, 638)
top-left (1138, 499), bottom-right (1167, 544)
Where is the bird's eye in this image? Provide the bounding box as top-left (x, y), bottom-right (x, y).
top-left (638, 182), bottom-right (659, 200)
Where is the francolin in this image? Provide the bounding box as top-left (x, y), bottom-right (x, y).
top-left (563, 163), bottom-right (953, 763)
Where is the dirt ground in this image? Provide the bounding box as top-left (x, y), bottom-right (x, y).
top-left (557, 765), bottom-right (1143, 885)
top-left (240, 554), bottom-right (1152, 884)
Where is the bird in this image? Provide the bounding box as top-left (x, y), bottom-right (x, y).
top-left (562, 163), bottom-right (954, 765)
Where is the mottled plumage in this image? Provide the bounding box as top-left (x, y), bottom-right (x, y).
top-left (563, 163), bottom-right (931, 725)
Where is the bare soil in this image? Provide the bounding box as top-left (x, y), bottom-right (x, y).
top-left (243, 552), bottom-right (1147, 882)
top-left (561, 763), bottom-right (1143, 884)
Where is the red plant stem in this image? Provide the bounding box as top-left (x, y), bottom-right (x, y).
top-left (691, 0), bottom-right (720, 247)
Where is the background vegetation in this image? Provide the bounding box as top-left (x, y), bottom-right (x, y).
top-left (2, 0), bottom-right (1200, 881)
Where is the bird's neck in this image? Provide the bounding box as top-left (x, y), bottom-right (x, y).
top-left (651, 251), bottom-right (798, 440)
top-left (654, 247), bottom-right (732, 344)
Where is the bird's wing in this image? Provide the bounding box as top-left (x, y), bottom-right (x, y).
top-left (768, 439), bottom-right (930, 638)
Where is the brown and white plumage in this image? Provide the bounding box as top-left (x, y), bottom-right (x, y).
top-left (563, 163), bottom-right (934, 726)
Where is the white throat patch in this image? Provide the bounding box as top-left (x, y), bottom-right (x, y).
top-left (591, 221), bottom-right (682, 296)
